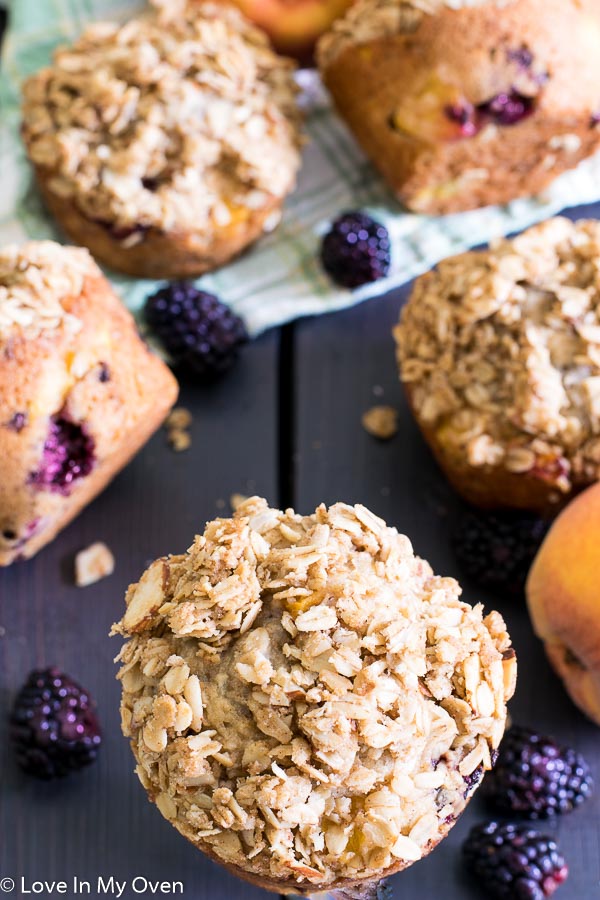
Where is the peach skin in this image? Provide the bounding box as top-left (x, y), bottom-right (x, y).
top-left (213, 0), bottom-right (353, 62)
top-left (526, 482), bottom-right (600, 726)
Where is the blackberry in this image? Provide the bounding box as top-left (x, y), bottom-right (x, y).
top-left (486, 726), bottom-right (593, 818)
top-left (320, 211), bottom-right (391, 288)
top-left (453, 508), bottom-right (548, 595)
top-left (463, 821), bottom-right (568, 900)
top-left (10, 668), bottom-right (102, 779)
top-left (145, 282), bottom-right (248, 380)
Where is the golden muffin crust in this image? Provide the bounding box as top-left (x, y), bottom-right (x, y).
top-left (317, 0), bottom-right (600, 213)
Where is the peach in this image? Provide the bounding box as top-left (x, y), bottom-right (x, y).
top-left (526, 482), bottom-right (600, 726)
top-left (390, 74), bottom-right (476, 144)
top-left (220, 0), bottom-right (353, 61)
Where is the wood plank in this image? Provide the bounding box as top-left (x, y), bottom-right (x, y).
top-left (0, 330), bottom-right (280, 900)
top-left (292, 204), bottom-right (600, 899)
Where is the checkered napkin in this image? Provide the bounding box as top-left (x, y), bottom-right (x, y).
top-left (2, 0), bottom-right (600, 337)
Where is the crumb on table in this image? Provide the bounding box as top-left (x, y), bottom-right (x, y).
top-left (165, 406), bottom-right (192, 452)
top-left (362, 405), bottom-right (399, 440)
top-left (75, 542), bottom-right (115, 587)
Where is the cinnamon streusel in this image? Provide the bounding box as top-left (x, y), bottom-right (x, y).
top-left (21, 0), bottom-right (301, 278)
top-left (395, 217), bottom-right (600, 512)
top-left (113, 497), bottom-right (515, 895)
top-left (0, 240), bottom-right (177, 565)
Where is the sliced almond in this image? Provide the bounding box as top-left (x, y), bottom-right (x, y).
top-left (122, 559), bottom-right (169, 633)
top-left (502, 649), bottom-right (518, 701)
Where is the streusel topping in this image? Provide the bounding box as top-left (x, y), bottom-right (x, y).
top-left (0, 241), bottom-right (97, 336)
top-left (113, 497), bottom-right (514, 887)
top-left (22, 0), bottom-right (301, 235)
top-left (395, 218), bottom-right (600, 494)
top-left (317, 0), bottom-right (516, 70)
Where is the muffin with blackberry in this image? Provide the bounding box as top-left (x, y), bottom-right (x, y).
top-left (317, 0), bottom-right (600, 214)
top-left (113, 496), bottom-right (515, 895)
top-left (395, 218), bottom-right (600, 513)
top-left (0, 240), bottom-right (178, 565)
top-left (21, 0), bottom-right (301, 278)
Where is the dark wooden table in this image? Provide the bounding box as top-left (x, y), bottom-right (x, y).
top-left (1, 15), bottom-right (600, 898)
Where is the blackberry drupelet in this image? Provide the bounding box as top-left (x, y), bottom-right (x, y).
top-left (10, 668), bottom-right (102, 779)
top-left (463, 821), bottom-right (568, 900)
top-left (321, 211), bottom-right (391, 288)
top-left (145, 282), bottom-right (248, 380)
top-left (453, 508), bottom-right (548, 595)
top-left (486, 726), bottom-right (593, 818)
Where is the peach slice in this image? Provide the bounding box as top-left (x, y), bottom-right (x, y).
top-left (526, 482), bottom-right (600, 725)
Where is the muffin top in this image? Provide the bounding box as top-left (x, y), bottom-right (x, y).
top-left (317, 0), bottom-right (516, 70)
top-left (114, 497), bottom-right (514, 888)
top-left (396, 218), bottom-right (600, 495)
top-left (0, 241), bottom-right (97, 338)
top-left (22, 0), bottom-right (301, 236)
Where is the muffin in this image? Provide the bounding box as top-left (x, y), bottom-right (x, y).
top-left (395, 218), bottom-right (600, 513)
top-left (0, 241), bottom-right (178, 566)
top-left (317, 0), bottom-right (600, 214)
top-left (113, 496), bottom-right (516, 895)
top-left (21, 0), bottom-right (301, 279)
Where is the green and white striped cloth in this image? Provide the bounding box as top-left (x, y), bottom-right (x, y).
top-left (2, 0), bottom-right (600, 336)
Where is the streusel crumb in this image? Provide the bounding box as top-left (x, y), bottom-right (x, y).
top-left (165, 407), bottom-right (192, 453)
top-left (395, 218), bottom-right (600, 497)
top-left (22, 0), bottom-right (301, 237)
top-left (362, 405), bottom-right (399, 440)
top-left (0, 242), bottom-right (96, 336)
top-left (75, 542), bottom-right (115, 587)
top-left (113, 498), bottom-right (514, 888)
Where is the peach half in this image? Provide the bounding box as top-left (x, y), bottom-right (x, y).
top-left (526, 482), bottom-right (600, 726)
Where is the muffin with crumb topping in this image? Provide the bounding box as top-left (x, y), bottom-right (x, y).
top-left (395, 217), bottom-right (600, 513)
top-left (113, 496), bottom-right (515, 895)
top-left (21, 0), bottom-right (301, 278)
top-left (0, 240), bottom-right (177, 566)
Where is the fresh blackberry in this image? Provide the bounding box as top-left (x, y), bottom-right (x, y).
top-left (145, 283), bottom-right (248, 380)
top-left (10, 668), bottom-right (102, 779)
top-left (486, 726), bottom-right (593, 818)
top-left (320, 211), bottom-right (391, 288)
top-left (453, 508), bottom-right (548, 595)
top-left (463, 821), bottom-right (568, 899)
